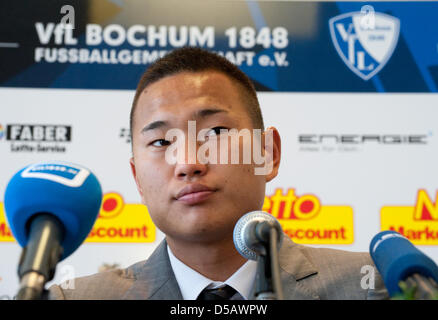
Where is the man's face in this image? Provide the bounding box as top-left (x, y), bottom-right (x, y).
top-left (130, 71), bottom-right (278, 244)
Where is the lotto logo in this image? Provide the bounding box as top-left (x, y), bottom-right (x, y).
top-left (263, 188), bottom-right (354, 244)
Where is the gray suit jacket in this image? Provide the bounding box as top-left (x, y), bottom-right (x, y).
top-left (48, 236), bottom-right (389, 300)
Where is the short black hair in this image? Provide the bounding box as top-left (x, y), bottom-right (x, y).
top-left (130, 47), bottom-right (264, 139)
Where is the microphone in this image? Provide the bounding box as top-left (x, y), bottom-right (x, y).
top-left (370, 230), bottom-right (438, 299)
top-left (233, 210), bottom-right (283, 260)
top-left (233, 211), bottom-right (284, 300)
top-left (4, 161), bottom-right (102, 300)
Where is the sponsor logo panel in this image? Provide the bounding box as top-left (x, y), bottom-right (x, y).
top-left (0, 192), bottom-right (156, 243)
top-left (298, 133), bottom-right (430, 153)
top-left (86, 192), bottom-right (156, 243)
top-left (381, 189), bottom-right (438, 244)
top-left (263, 188), bottom-right (354, 244)
top-left (1, 123), bottom-right (72, 153)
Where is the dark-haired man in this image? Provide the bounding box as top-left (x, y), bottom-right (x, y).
top-left (49, 47), bottom-right (388, 300)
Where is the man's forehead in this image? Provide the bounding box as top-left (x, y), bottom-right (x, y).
top-left (139, 71), bottom-right (238, 99)
top-left (135, 71), bottom-right (244, 119)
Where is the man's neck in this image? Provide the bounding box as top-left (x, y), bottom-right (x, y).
top-left (166, 236), bottom-right (247, 282)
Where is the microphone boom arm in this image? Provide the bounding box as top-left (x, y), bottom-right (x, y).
top-left (253, 222), bottom-right (284, 300)
top-left (16, 214), bottom-right (64, 300)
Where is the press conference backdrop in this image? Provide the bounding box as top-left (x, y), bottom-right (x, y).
top-left (1, 0), bottom-right (438, 299)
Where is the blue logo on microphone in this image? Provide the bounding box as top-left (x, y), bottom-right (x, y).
top-left (21, 162), bottom-right (90, 187)
top-left (329, 10), bottom-right (400, 80)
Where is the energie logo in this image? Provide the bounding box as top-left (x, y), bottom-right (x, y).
top-left (381, 189), bottom-right (438, 244)
top-left (262, 188), bottom-right (354, 244)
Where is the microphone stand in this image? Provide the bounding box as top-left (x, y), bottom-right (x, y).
top-left (254, 250), bottom-right (274, 300)
top-left (16, 214), bottom-right (64, 300)
top-left (253, 224), bottom-right (284, 300)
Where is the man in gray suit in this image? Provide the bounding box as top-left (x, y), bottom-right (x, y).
top-left (49, 47), bottom-right (388, 300)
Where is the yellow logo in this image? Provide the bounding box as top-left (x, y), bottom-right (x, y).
top-left (0, 192), bottom-right (156, 243)
top-left (262, 188), bottom-right (354, 244)
top-left (0, 206), bottom-right (13, 241)
top-left (381, 189), bottom-right (438, 244)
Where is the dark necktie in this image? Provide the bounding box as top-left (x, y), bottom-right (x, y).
top-left (197, 285), bottom-right (240, 300)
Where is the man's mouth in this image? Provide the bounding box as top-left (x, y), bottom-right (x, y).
top-left (175, 184), bottom-right (217, 205)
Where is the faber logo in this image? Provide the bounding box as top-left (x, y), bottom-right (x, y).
top-left (329, 9), bottom-right (400, 80)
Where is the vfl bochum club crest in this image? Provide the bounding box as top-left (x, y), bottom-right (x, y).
top-left (329, 11), bottom-right (400, 80)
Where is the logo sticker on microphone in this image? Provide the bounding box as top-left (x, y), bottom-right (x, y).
top-left (21, 162), bottom-right (90, 187)
top-left (371, 232), bottom-right (407, 254)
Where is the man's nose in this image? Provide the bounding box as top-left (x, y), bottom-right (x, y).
top-left (174, 161), bottom-right (208, 179)
top-left (172, 131), bottom-right (208, 179)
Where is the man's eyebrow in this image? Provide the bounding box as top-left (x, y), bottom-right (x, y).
top-left (194, 108), bottom-right (228, 119)
top-left (141, 120), bottom-right (169, 133)
top-left (140, 108), bottom-right (228, 134)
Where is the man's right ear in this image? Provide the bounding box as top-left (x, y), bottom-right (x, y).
top-left (130, 157), bottom-right (144, 198)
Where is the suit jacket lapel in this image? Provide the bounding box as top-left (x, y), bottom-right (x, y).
top-left (278, 236), bottom-right (320, 300)
top-left (123, 236), bottom-right (320, 300)
top-left (122, 239), bottom-right (183, 300)
top-left (246, 236), bottom-right (320, 300)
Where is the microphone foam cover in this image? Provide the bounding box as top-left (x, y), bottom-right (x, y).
top-left (370, 230), bottom-right (438, 296)
top-left (4, 161), bottom-right (102, 260)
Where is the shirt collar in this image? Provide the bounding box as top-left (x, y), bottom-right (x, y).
top-left (167, 245), bottom-right (257, 300)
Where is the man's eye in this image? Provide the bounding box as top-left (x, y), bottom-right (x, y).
top-left (150, 139), bottom-right (171, 147)
top-left (205, 126), bottom-right (228, 137)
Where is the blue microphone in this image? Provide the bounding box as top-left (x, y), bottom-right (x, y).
top-left (4, 161), bottom-right (102, 299)
top-left (370, 230), bottom-right (438, 299)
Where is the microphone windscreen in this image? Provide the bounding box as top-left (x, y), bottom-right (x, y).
top-left (369, 230), bottom-right (438, 296)
top-left (4, 161), bottom-right (102, 260)
top-left (233, 210), bottom-right (283, 260)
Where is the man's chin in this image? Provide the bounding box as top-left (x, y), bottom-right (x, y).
top-left (165, 224), bottom-right (234, 245)
top-left (171, 205), bottom-right (224, 222)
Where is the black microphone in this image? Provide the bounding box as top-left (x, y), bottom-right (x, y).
top-left (233, 211), bottom-right (284, 300)
top-left (4, 162), bottom-right (102, 300)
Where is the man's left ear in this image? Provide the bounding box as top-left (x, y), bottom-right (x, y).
top-left (263, 126), bottom-right (281, 182)
top-left (130, 157), bottom-right (144, 198)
